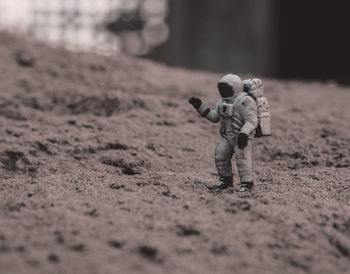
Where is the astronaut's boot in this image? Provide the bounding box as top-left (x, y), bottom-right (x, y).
top-left (208, 176), bottom-right (233, 190)
top-left (239, 181), bottom-right (254, 192)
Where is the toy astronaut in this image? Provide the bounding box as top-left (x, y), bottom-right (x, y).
top-left (189, 74), bottom-right (270, 192)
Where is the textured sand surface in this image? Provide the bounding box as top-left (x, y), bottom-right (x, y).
top-left (0, 32), bottom-right (350, 274)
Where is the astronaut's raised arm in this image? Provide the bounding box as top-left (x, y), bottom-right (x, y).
top-left (239, 96), bottom-right (258, 135)
top-left (197, 101), bottom-right (220, 123)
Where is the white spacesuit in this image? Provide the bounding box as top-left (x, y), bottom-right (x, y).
top-left (189, 74), bottom-right (258, 191)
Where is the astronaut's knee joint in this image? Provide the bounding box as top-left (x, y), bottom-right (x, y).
top-left (234, 149), bottom-right (245, 159)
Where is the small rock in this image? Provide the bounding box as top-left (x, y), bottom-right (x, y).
top-left (108, 240), bottom-right (124, 249)
top-left (70, 244), bottom-right (85, 252)
top-left (48, 253), bottom-right (60, 263)
top-left (138, 245), bottom-right (162, 263)
top-left (15, 50), bottom-right (35, 67)
top-left (176, 225), bottom-right (200, 236)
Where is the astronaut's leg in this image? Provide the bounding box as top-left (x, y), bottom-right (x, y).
top-left (234, 138), bottom-right (254, 191)
top-left (209, 138), bottom-right (234, 190)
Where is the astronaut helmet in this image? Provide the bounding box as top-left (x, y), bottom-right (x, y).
top-left (217, 74), bottom-right (243, 98)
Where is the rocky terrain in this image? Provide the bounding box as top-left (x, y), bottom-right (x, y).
top-left (0, 32), bottom-right (349, 274)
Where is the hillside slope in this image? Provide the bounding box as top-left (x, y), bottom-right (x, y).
top-left (0, 32), bottom-right (350, 274)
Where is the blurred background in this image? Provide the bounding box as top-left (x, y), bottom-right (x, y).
top-left (0, 0), bottom-right (349, 84)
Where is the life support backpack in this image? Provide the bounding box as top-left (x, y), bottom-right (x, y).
top-left (243, 78), bottom-right (271, 138)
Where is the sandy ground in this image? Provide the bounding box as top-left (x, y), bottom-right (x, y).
top-left (0, 32), bottom-right (350, 274)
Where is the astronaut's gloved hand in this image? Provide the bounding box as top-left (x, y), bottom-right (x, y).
top-left (237, 133), bottom-right (248, 149)
top-left (189, 97), bottom-right (202, 110)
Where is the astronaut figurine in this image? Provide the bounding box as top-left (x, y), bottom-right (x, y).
top-left (189, 74), bottom-right (258, 192)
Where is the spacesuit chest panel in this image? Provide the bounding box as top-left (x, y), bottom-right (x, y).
top-left (218, 101), bottom-right (234, 118)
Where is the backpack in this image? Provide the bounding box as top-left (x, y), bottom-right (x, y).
top-left (243, 78), bottom-right (271, 138)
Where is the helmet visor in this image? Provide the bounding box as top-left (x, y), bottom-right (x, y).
top-left (217, 82), bottom-right (234, 98)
